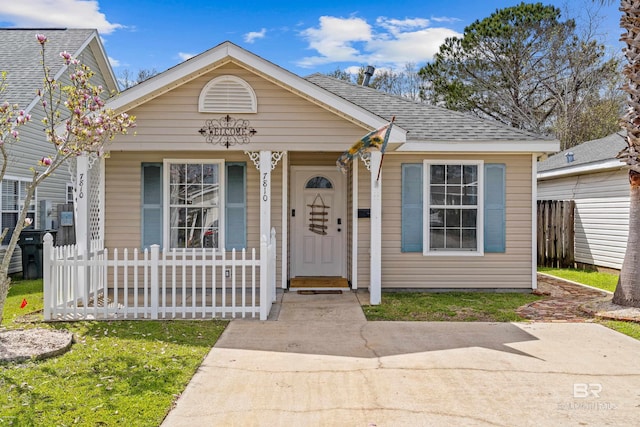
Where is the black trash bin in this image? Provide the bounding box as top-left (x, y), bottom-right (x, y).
top-left (18, 229), bottom-right (57, 279)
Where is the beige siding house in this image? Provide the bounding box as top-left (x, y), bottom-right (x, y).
top-left (538, 133), bottom-right (629, 270)
top-left (0, 29), bottom-right (117, 273)
top-left (104, 41), bottom-right (558, 302)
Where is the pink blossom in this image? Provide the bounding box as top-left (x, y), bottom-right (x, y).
top-left (60, 51), bottom-right (72, 63)
top-left (39, 156), bottom-right (52, 167)
top-left (24, 218), bottom-right (33, 226)
top-left (35, 34), bottom-right (47, 44)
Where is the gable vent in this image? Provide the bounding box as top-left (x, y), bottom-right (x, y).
top-left (199, 75), bottom-right (257, 113)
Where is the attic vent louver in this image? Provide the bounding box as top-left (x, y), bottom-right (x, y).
top-left (198, 75), bottom-right (257, 113)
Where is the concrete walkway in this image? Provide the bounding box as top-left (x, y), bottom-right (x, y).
top-left (162, 291), bottom-right (640, 426)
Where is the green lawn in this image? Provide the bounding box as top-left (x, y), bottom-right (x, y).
top-left (2, 278), bottom-right (44, 326)
top-left (363, 291), bottom-right (543, 322)
top-left (1, 279), bottom-right (227, 426)
top-left (601, 320), bottom-right (640, 340)
top-left (538, 267), bottom-right (619, 293)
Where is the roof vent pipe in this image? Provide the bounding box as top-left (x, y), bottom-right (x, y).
top-left (363, 65), bottom-right (375, 86)
top-left (565, 152), bottom-right (574, 163)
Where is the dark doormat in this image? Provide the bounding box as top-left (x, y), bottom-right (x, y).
top-left (297, 290), bottom-right (343, 295)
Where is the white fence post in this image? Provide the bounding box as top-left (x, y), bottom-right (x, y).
top-left (43, 233), bottom-right (54, 321)
top-left (150, 244), bottom-right (159, 320)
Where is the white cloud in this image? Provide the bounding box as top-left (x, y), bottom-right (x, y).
top-left (430, 16), bottom-right (462, 24)
top-left (178, 52), bottom-right (195, 61)
top-left (0, 0), bottom-right (122, 34)
top-left (297, 15), bottom-right (461, 69)
top-left (298, 16), bottom-right (372, 67)
top-left (244, 28), bottom-right (267, 43)
top-left (108, 56), bottom-right (120, 67)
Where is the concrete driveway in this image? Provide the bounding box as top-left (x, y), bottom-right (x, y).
top-left (162, 291), bottom-right (640, 426)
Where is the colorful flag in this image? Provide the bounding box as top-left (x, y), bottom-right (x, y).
top-left (20, 298), bottom-right (27, 309)
top-left (336, 119), bottom-right (394, 174)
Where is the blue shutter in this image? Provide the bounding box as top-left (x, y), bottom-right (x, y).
top-left (401, 163), bottom-right (423, 252)
top-left (141, 163), bottom-right (162, 249)
top-left (225, 162), bottom-right (246, 250)
top-left (484, 163), bottom-right (506, 253)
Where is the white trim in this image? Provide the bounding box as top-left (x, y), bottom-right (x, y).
top-left (104, 41), bottom-right (406, 141)
top-left (531, 154), bottom-right (537, 290)
top-left (422, 160), bottom-right (484, 256)
top-left (281, 152), bottom-right (288, 289)
top-left (162, 159), bottom-right (225, 250)
top-left (398, 141), bottom-right (559, 153)
top-left (351, 160), bottom-right (358, 290)
top-left (537, 159), bottom-right (623, 180)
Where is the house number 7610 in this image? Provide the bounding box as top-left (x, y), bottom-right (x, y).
top-left (262, 172), bottom-right (268, 202)
top-left (77, 173), bottom-right (85, 199)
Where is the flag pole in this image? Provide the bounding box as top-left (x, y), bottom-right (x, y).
top-left (376, 116), bottom-right (395, 181)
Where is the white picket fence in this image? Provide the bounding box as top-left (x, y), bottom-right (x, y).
top-left (43, 229), bottom-right (277, 321)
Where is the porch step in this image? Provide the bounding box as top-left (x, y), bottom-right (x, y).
top-left (289, 277), bottom-right (349, 289)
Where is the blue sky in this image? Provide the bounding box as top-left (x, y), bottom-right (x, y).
top-left (0, 0), bottom-right (624, 79)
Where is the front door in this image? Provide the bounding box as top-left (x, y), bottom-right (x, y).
top-left (291, 167), bottom-right (346, 277)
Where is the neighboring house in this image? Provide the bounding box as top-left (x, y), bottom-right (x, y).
top-left (537, 132), bottom-right (629, 270)
top-left (0, 28), bottom-right (118, 272)
top-left (98, 40), bottom-right (557, 303)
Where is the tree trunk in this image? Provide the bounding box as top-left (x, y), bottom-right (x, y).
top-left (613, 171), bottom-right (640, 307)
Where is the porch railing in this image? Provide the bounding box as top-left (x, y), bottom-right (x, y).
top-left (43, 229), bottom-right (277, 321)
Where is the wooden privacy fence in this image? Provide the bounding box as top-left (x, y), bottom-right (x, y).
top-left (537, 200), bottom-right (575, 268)
top-left (43, 229), bottom-right (277, 321)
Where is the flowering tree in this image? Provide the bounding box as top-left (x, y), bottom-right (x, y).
top-left (0, 34), bottom-right (135, 322)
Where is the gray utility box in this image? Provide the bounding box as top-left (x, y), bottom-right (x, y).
top-left (18, 230), bottom-right (57, 280)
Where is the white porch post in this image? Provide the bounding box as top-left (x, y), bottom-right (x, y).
top-left (351, 159), bottom-right (359, 290)
top-left (369, 151), bottom-right (382, 305)
top-left (75, 154), bottom-right (90, 302)
top-left (259, 150), bottom-right (272, 320)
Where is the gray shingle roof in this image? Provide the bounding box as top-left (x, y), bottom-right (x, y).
top-left (0, 28), bottom-right (96, 110)
top-left (305, 73), bottom-right (552, 142)
top-left (537, 132), bottom-right (627, 172)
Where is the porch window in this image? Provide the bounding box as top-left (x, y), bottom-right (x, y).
top-left (1, 179), bottom-right (36, 245)
top-left (143, 161), bottom-right (246, 250)
top-left (165, 160), bottom-right (223, 249)
top-left (402, 162), bottom-right (506, 255)
top-left (424, 161), bottom-right (484, 255)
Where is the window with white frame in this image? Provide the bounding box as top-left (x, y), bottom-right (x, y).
top-left (66, 183), bottom-right (74, 204)
top-left (1, 179), bottom-right (36, 244)
top-left (424, 161), bottom-right (483, 254)
top-left (165, 160), bottom-right (223, 249)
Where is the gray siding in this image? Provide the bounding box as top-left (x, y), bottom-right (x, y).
top-left (537, 169), bottom-right (629, 269)
top-left (2, 40), bottom-right (112, 272)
